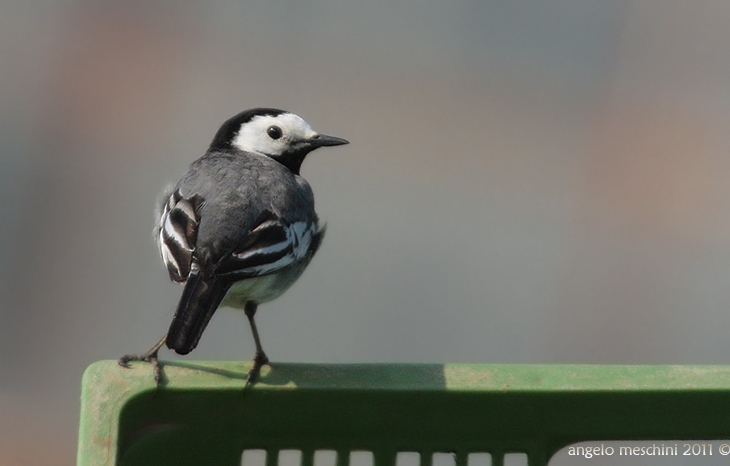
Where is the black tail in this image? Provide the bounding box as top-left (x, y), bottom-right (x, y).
top-left (166, 272), bottom-right (231, 355)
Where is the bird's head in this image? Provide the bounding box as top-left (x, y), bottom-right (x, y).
top-left (209, 108), bottom-right (349, 174)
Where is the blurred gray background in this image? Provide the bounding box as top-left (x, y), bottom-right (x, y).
top-left (3, 0), bottom-right (730, 464)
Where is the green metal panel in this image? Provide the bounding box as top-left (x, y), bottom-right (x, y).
top-left (78, 361), bottom-right (730, 466)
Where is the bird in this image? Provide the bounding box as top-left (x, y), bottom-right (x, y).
top-left (119, 108), bottom-right (348, 383)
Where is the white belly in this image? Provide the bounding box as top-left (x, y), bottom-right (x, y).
top-left (221, 275), bottom-right (288, 309)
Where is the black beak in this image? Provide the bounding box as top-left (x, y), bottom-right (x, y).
top-left (311, 134), bottom-right (349, 147)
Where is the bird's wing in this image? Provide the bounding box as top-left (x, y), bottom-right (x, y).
top-left (156, 189), bottom-right (202, 282)
top-left (214, 209), bottom-right (318, 280)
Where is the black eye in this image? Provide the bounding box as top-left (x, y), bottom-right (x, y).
top-left (267, 125), bottom-right (282, 140)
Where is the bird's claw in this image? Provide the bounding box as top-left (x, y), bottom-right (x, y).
top-left (246, 352), bottom-right (270, 385)
top-left (117, 353), bottom-right (164, 385)
top-left (117, 354), bottom-right (136, 368)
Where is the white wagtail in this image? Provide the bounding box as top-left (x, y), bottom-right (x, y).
top-left (119, 108), bottom-right (348, 383)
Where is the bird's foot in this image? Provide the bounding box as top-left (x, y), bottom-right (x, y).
top-left (246, 352), bottom-right (270, 385)
top-left (118, 352), bottom-right (164, 385)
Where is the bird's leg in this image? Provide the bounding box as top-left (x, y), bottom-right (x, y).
top-left (118, 335), bottom-right (167, 385)
top-left (244, 301), bottom-right (269, 383)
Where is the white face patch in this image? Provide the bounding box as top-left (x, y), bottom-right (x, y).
top-left (232, 113), bottom-right (318, 156)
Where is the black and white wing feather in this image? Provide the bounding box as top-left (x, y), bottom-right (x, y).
top-left (157, 191), bottom-right (319, 283)
top-left (156, 189), bottom-right (202, 282)
top-left (215, 210), bottom-right (320, 280)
